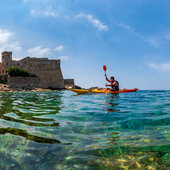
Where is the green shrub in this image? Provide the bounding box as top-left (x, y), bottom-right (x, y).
top-left (6, 66), bottom-right (37, 77)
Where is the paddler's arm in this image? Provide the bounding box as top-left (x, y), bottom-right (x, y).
top-left (106, 84), bottom-right (113, 87)
top-left (105, 74), bottom-right (111, 83)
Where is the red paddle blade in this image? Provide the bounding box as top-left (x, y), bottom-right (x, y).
top-left (103, 65), bottom-right (107, 72)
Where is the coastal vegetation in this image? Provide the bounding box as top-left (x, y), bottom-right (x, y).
top-left (6, 66), bottom-right (37, 77)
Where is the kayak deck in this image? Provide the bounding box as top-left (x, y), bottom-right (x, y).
top-left (69, 88), bottom-right (138, 95)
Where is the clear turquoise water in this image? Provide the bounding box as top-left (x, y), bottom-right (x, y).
top-left (0, 90), bottom-right (169, 169)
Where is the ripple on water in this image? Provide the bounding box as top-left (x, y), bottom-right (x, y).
top-left (0, 90), bottom-right (169, 169)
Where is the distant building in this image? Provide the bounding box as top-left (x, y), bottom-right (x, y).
top-left (0, 51), bottom-right (74, 89)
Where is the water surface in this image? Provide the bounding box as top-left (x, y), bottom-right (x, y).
top-left (0, 90), bottom-right (169, 169)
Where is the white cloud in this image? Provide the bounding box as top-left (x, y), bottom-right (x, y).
top-left (117, 23), bottom-right (131, 30)
top-left (58, 55), bottom-right (69, 60)
top-left (146, 38), bottom-right (159, 47)
top-left (55, 45), bottom-right (64, 52)
top-left (7, 41), bottom-right (22, 52)
top-left (117, 22), bottom-right (160, 47)
top-left (30, 9), bottom-right (58, 17)
top-left (117, 22), bottom-right (144, 39)
top-left (0, 29), bottom-right (12, 43)
top-left (27, 46), bottom-right (50, 57)
top-left (0, 28), bottom-right (67, 60)
top-left (76, 13), bottom-right (108, 31)
top-left (149, 62), bottom-right (170, 71)
top-left (0, 29), bottom-right (22, 59)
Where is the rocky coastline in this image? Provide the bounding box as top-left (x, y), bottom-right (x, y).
top-left (0, 84), bottom-right (51, 92)
top-left (0, 83), bottom-right (82, 92)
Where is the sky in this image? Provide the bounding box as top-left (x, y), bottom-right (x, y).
top-left (0, 0), bottom-right (170, 89)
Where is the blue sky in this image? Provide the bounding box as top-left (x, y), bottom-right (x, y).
top-left (0, 0), bottom-right (170, 89)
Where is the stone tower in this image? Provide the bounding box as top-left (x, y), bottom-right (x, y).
top-left (1, 51), bottom-right (12, 74)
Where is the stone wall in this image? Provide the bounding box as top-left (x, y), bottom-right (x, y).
top-left (8, 76), bottom-right (39, 89)
top-left (64, 79), bottom-right (75, 88)
top-left (0, 74), bottom-right (8, 84)
top-left (18, 58), bottom-right (65, 89)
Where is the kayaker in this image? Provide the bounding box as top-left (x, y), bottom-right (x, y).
top-left (105, 74), bottom-right (119, 91)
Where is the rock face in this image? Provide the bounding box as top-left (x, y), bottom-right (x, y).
top-left (0, 51), bottom-right (69, 89)
top-left (64, 79), bottom-right (75, 89)
top-left (0, 84), bottom-right (10, 91)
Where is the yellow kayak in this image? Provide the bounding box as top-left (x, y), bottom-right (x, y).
top-left (69, 88), bottom-right (138, 95)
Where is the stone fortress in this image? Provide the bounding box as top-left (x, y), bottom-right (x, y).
top-left (0, 51), bottom-right (74, 89)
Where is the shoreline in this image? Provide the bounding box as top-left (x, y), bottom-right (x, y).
top-left (0, 83), bottom-right (66, 92)
top-left (0, 83), bottom-right (82, 92)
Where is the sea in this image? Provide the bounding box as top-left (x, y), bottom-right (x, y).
top-left (0, 90), bottom-right (169, 169)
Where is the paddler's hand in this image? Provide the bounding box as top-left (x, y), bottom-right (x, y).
top-left (104, 74), bottom-right (107, 77)
top-left (105, 83), bottom-right (108, 86)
